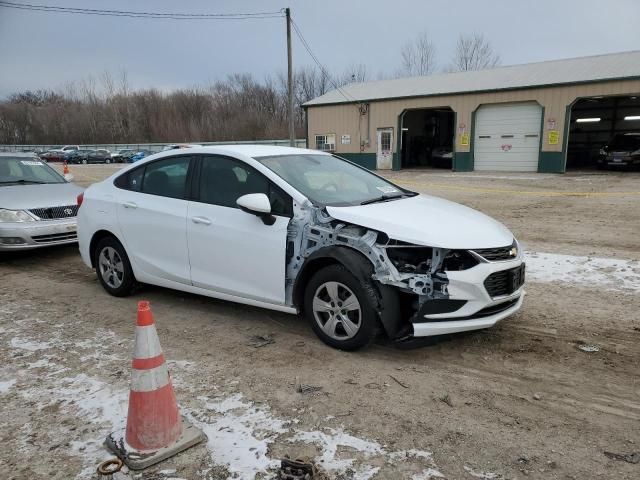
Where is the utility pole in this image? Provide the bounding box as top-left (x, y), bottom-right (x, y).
top-left (286, 7), bottom-right (295, 147)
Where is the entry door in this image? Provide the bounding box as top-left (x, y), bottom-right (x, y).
top-left (474, 102), bottom-right (542, 171)
top-left (116, 156), bottom-right (192, 285)
top-left (376, 128), bottom-right (393, 169)
top-left (186, 155), bottom-right (290, 305)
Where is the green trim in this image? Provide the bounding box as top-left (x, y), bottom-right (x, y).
top-left (538, 103), bottom-right (570, 173)
top-left (538, 152), bottom-right (565, 173)
top-left (338, 153), bottom-right (377, 170)
top-left (453, 109), bottom-right (476, 171)
top-left (304, 74), bottom-right (640, 108)
top-left (393, 111), bottom-right (404, 170)
top-left (454, 152), bottom-right (473, 171)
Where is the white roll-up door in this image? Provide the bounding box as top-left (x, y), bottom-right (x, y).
top-left (474, 102), bottom-right (542, 171)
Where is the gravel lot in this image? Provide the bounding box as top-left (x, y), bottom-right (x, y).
top-left (1, 163), bottom-right (639, 480)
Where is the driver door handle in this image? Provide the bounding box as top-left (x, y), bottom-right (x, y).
top-left (191, 216), bottom-right (212, 225)
top-left (122, 201), bottom-right (137, 209)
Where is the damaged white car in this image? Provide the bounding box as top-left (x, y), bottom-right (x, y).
top-left (77, 146), bottom-right (525, 350)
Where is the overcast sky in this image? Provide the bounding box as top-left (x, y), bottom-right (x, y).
top-left (1, 0), bottom-right (639, 97)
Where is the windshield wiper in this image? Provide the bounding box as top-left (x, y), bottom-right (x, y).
top-left (0, 179), bottom-right (47, 185)
top-left (360, 193), bottom-right (406, 205)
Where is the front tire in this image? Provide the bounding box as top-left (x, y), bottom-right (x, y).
top-left (304, 264), bottom-right (379, 351)
top-left (94, 236), bottom-right (137, 297)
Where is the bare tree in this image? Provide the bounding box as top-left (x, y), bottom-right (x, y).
top-left (338, 63), bottom-right (368, 85)
top-left (450, 33), bottom-right (500, 72)
top-left (400, 32), bottom-right (437, 76)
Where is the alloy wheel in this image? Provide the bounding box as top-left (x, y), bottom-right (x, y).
top-left (98, 246), bottom-right (124, 289)
top-left (312, 281), bottom-right (362, 340)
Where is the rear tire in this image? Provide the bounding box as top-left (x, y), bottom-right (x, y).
top-left (94, 236), bottom-right (137, 297)
top-left (303, 264), bottom-right (379, 351)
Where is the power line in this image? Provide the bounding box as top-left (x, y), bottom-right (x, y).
top-left (0, 1), bottom-right (284, 20)
top-left (289, 18), bottom-right (357, 104)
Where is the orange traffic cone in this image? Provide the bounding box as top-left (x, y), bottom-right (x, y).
top-left (105, 301), bottom-right (205, 470)
top-left (63, 161), bottom-right (69, 175)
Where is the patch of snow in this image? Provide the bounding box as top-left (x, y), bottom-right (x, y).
top-left (525, 251), bottom-right (640, 292)
top-left (57, 374), bottom-right (128, 479)
top-left (27, 358), bottom-right (56, 369)
top-left (578, 344), bottom-right (600, 353)
top-left (464, 465), bottom-right (500, 479)
top-left (186, 393), bottom-right (288, 479)
top-left (10, 337), bottom-right (51, 351)
top-left (291, 428), bottom-right (383, 473)
top-left (0, 378), bottom-right (16, 393)
top-left (412, 468), bottom-right (446, 479)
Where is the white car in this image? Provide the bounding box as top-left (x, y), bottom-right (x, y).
top-left (77, 145), bottom-right (525, 350)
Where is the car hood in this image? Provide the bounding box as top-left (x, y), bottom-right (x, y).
top-left (0, 183), bottom-right (84, 209)
top-left (326, 194), bottom-right (514, 249)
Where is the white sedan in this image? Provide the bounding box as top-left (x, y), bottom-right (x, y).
top-left (77, 145), bottom-right (525, 350)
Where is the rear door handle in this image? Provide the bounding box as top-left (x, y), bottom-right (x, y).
top-left (191, 216), bottom-right (211, 225)
top-left (122, 201), bottom-right (137, 209)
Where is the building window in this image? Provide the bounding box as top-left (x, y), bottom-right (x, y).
top-left (315, 134), bottom-right (336, 152)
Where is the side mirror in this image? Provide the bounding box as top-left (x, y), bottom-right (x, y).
top-left (64, 173), bottom-right (74, 182)
top-left (236, 193), bottom-right (276, 225)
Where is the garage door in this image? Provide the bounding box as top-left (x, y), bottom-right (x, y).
top-left (474, 102), bottom-right (542, 171)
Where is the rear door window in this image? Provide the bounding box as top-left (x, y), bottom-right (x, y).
top-left (141, 156), bottom-right (191, 199)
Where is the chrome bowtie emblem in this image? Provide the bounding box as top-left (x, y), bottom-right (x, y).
top-left (64, 208), bottom-right (73, 215)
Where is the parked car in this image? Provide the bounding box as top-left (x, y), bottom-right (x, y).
top-left (79, 149), bottom-right (113, 164)
top-left (39, 150), bottom-right (66, 162)
top-left (65, 149), bottom-right (95, 163)
top-left (78, 145), bottom-right (525, 350)
top-left (430, 146), bottom-right (453, 168)
top-left (128, 150), bottom-right (154, 162)
top-left (161, 144), bottom-right (202, 151)
top-left (111, 149), bottom-right (136, 163)
top-left (59, 145), bottom-right (80, 152)
top-left (0, 153), bottom-right (83, 250)
top-left (597, 133), bottom-right (640, 169)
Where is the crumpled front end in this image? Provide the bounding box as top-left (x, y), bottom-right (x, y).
top-left (286, 200), bottom-right (525, 341)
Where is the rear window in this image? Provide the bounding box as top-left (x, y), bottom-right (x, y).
top-left (609, 134), bottom-right (640, 151)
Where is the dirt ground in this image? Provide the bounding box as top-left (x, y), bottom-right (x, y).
top-left (1, 164), bottom-right (639, 480)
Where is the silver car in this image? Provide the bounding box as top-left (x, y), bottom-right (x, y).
top-left (0, 153), bottom-right (84, 250)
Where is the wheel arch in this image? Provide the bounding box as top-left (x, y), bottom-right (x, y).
top-left (292, 245), bottom-right (404, 339)
top-left (89, 229), bottom-right (124, 268)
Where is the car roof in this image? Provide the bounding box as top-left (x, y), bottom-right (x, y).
top-left (184, 144), bottom-right (325, 157)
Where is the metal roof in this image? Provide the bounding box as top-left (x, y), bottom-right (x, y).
top-left (304, 51), bottom-right (640, 106)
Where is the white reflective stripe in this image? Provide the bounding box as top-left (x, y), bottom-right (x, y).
top-left (131, 364), bottom-right (170, 392)
top-left (134, 325), bottom-right (163, 359)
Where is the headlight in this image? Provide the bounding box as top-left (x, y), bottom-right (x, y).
top-left (599, 148), bottom-right (607, 156)
top-left (0, 209), bottom-right (36, 223)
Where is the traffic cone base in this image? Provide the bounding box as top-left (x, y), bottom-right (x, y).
top-left (105, 418), bottom-right (206, 470)
top-left (105, 301), bottom-right (205, 470)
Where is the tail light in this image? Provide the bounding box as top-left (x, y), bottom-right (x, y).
top-left (77, 192), bottom-right (84, 207)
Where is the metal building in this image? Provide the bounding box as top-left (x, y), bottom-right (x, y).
top-left (303, 51), bottom-right (640, 172)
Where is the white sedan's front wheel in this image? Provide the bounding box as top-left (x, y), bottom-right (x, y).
top-left (304, 264), bottom-right (378, 350)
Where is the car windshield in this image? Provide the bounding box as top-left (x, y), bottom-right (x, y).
top-left (609, 134), bottom-right (640, 151)
top-left (255, 154), bottom-right (415, 206)
top-left (0, 157), bottom-right (66, 185)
